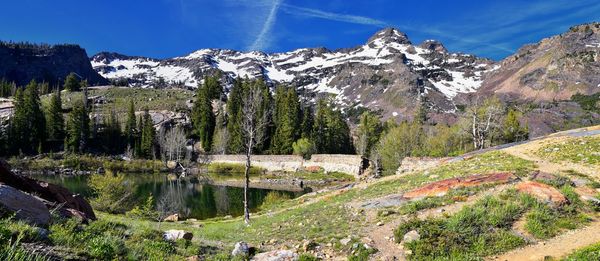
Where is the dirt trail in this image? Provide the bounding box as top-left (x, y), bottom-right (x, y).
top-left (502, 135), bottom-right (599, 179)
top-left (366, 184), bottom-right (514, 260)
top-left (490, 220), bottom-right (600, 261)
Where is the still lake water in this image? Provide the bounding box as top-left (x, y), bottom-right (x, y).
top-left (37, 173), bottom-right (305, 220)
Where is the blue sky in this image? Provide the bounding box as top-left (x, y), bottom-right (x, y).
top-left (1, 0), bottom-right (598, 60)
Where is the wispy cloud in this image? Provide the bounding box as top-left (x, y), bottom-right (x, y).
top-left (280, 4), bottom-right (389, 27)
top-left (249, 0), bottom-right (282, 50)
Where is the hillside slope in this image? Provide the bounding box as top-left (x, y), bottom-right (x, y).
top-left (475, 23), bottom-right (600, 102)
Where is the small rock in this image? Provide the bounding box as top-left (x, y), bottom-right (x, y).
top-left (252, 250), bottom-right (298, 261)
top-left (376, 222), bottom-right (384, 226)
top-left (232, 241), bottom-right (250, 257)
top-left (403, 230), bottom-right (420, 243)
top-left (163, 213), bottom-right (179, 222)
top-left (302, 240), bottom-right (318, 251)
top-left (163, 230), bottom-right (193, 241)
top-left (340, 237), bottom-right (352, 246)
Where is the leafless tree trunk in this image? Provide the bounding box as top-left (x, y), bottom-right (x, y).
top-left (466, 97), bottom-right (503, 150)
top-left (159, 126), bottom-right (187, 163)
top-left (240, 83), bottom-right (270, 225)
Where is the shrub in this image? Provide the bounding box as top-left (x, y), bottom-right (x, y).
top-left (293, 138), bottom-right (316, 159)
top-left (126, 195), bottom-right (161, 221)
top-left (207, 163), bottom-right (263, 176)
top-left (562, 242), bottom-right (600, 261)
top-left (260, 191), bottom-right (292, 209)
top-left (298, 253), bottom-right (320, 261)
top-left (89, 171), bottom-right (136, 213)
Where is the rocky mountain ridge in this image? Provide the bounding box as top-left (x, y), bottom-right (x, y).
top-left (0, 42), bottom-right (107, 86)
top-left (91, 28), bottom-right (495, 119)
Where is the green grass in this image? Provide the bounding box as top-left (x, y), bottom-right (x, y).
top-left (562, 242), bottom-right (600, 261)
top-left (206, 163), bottom-right (264, 177)
top-left (394, 191), bottom-right (530, 260)
top-left (536, 136), bottom-right (600, 166)
top-left (41, 87), bottom-right (193, 113)
top-left (8, 154), bottom-right (166, 173)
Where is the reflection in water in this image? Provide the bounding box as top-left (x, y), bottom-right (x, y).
top-left (38, 174), bottom-right (304, 220)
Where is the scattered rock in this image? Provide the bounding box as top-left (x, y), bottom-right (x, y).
top-left (340, 237), bottom-right (352, 246)
top-left (163, 213), bottom-right (179, 222)
top-left (252, 250), bottom-right (298, 261)
top-left (403, 230), bottom-right (420, 243)
top-left (232, 241), bottom-right (250, 257)
top-left (0, 184), bottom-right (50, 226)
top-left (376, 222), bottom-right (384, 226)
top-left (163, 230), bottom-right (193, 241)
top-left (403, 172), bottom-right (518, 199)
top-left (530, 171), bottom-right (571, 187)
top-left (302, 240), bottom-right (318, 251)
top-left (516, 181), bottom-right (567, 206)
top-left (186, 256), bottom-right (200, 261)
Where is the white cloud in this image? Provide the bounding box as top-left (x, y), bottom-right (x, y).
top-left (280, 4), bottom-right (388, 27)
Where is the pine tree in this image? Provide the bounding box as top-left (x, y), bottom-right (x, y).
top-left (9, 89), bottom-right (26, 154)
top-left (226, 78), bottom-right (244, 153)
top-left (140, 109), bottom-right (156, 159)
top-left (300, 106), bottom-right (314, 139)
top-left (125, 100), bottom-right (137, 149)
top-left (192, 82), bottom-right (216, 152)
top-left (312, 99), bottom-right (328, 153)
top-left (22, 80), bottom-right (47, 153)
top-left (66, 100), bottom-right (89, 153)
top-left (102, 109), bottom-right (122, 154)
top-left (64, 72), bottom-right (81, 92)
top-left (356, 111), bottom-right (382, 157)
top-left (503, 109), bottom-right (529, 143)
top-left (271, 86), bottom-right (300, 154)
top-left (204, 75), bottom-right (223, 100)
top-left (46, 89), bottom-right (65, 142)
top-left (312, 99), bottom-right (353, 154)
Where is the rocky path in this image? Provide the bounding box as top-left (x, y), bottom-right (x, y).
top-left (490, 220), bottom-right (600, 261)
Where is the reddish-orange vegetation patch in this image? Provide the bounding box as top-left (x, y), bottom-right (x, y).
top-left (304, 166), bottom-right (323, 173)
top-left (402, 172), bottom-right (519, 199)
top-left (516, 181), bottom-right (567, 206)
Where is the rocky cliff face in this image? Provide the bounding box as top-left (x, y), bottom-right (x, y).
top-left (91, 28), bottom-right (495, 120)
top-left (0, 42), bottom-right (107, 86)
top-left (475, 23), bottom-right (600, 102)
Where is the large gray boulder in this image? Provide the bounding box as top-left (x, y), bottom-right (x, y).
top-left (163, 230), bottom-right (193, 241)
top-left (0, 184), bottom-right (50, 226)
top-left (232, 241), bottom-right (250, 257)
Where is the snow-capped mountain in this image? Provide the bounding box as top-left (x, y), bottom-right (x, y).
top-left (91, 28), bottom-right (496, 119)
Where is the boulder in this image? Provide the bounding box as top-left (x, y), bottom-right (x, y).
top-left (252, 250), bottom-right (298, 261)
top-left (0, 184), bottom-right (51, 226)
top-left (0, 160), bottom-right (95, 221)
top-left (530, 171), bottom-right (571, 187)
top-left (163, 213), bottom-right (179, 222)
top-left (516, 181), bottom-right (567, 206)
top-left (163, 230), bottom-right (193, 241)
top-left (402, 230), bottom-right (420, 243)
top-left (232, 241), bottom-right (250, 257)
top-left (302, 239), bottom-right (318, 251)
top-left (403, 172), bottom-right (518, 199)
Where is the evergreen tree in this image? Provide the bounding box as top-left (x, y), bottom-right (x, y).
top-left (312, 99), bottom-right (328, 153)
top-left (140, 109), bottom-right (156, 159)
top-left (21, 80), bottom-right (47, 153)
top-left (312, 99), bottom-right (353, 154)
top-left (66, 100), bottom-right (90, 153)
top-left (192, 81), bottom-right (216, 152)
top-left (271, 86), bottom-right (301, 154)
top-left (64, 72), bottom-right (81, 92)
top-left (226, 78), bottom-right (244, 153)
top-left (254, 79), bottom-right (273, 153)
top-left (8, 89), bottom-right (26, 154)
top-left (102, 109), bottom-right (122, 154)
top-left (204, 75), bottom-right (223, 100)
top-left (300, 105), bottom-right (314, 139)
top-left (125, 100), bottom-right (137, 149)
top-left (46, 89), bottom-right (65, 142)
top-left (356, 111), bottom-right (382, 157)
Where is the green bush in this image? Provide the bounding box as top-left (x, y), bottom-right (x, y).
top-left (298, 253), bottom-right (320, 261)
top-left (89, 171), bottom-right (136, 214)
top-left (260, 191), bottom-right (292, 209)
top-left (292, 138), bottom-right (316, 159)
top-left (126, 195), bottom-right (161, 221)
top-left (207, 163), bottom-right (263, 176)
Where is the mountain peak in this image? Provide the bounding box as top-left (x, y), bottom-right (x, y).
top-left (367, 28), bottom-right (411, 45)
top-left (419, 40), bottom-right (447, 53)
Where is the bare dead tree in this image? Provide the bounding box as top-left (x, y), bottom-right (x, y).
top-left (159, 126), bottom-right (187, 163)
top-left (240, 83), bottom-right (270, 225)
top-left (465, 96), bottom-right (504, 150)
